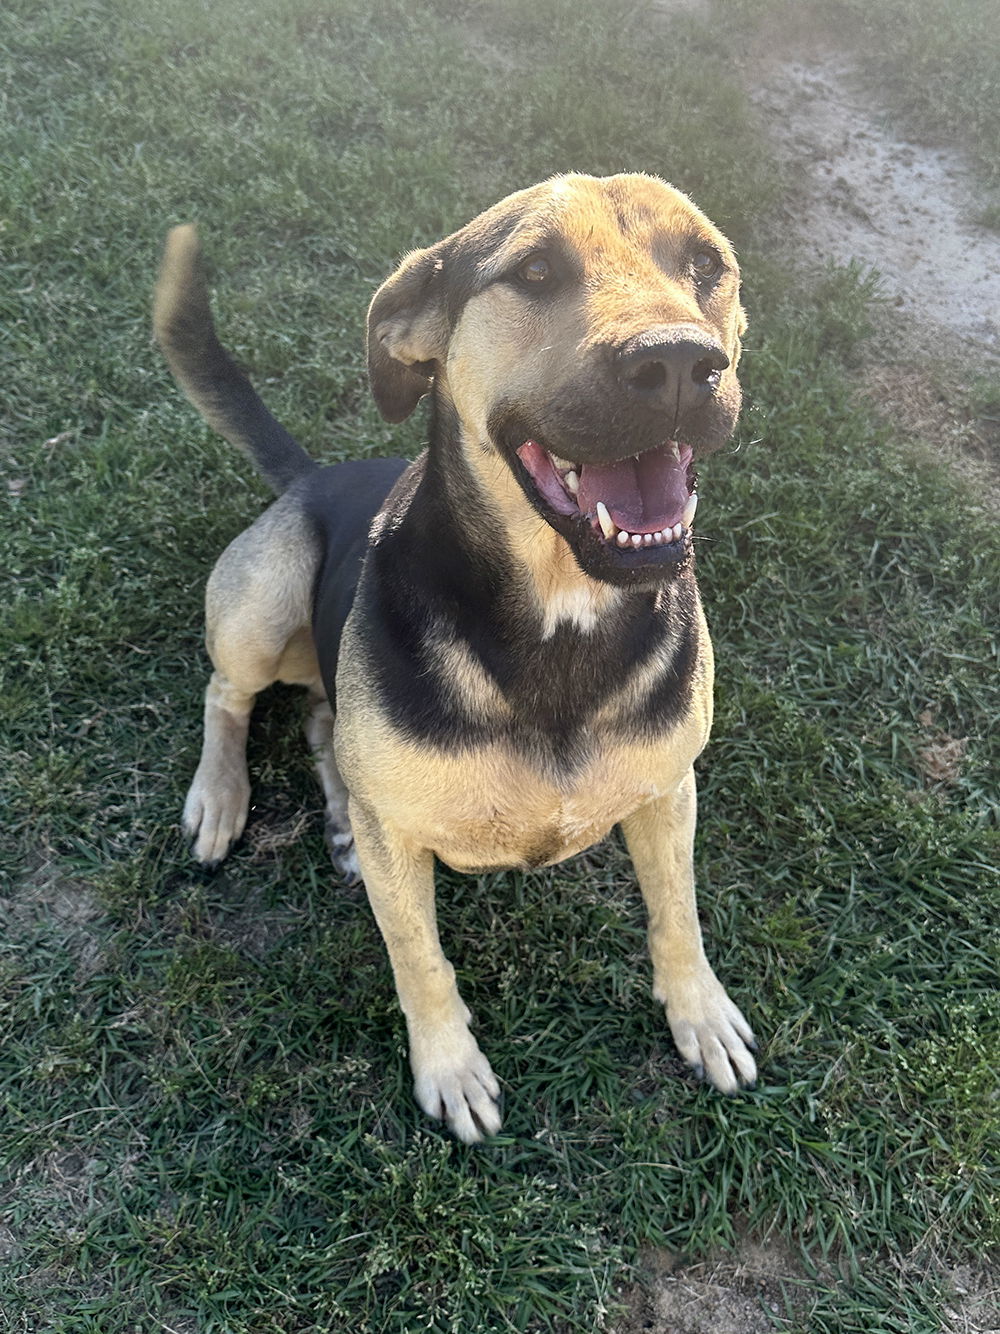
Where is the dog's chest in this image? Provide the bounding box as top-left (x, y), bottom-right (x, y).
top-left (431, 766), bottom-right (653, 871)
top-left (360, 727), bottom-right (704, 873)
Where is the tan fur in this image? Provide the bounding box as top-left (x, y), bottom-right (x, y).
top-left (396, 173), bottom-right (743, 636)
top-left (334, 660), bottom-right (711, 874)
top-left (174, 173), bottom-right (757, 1144)
top-left (429, 631), bottom-right (514, 726)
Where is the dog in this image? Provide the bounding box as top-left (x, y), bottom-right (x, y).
top-left (154, 172), bottom-right (758, 1143)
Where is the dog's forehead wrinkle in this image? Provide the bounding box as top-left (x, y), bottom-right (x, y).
top-left (474, 221), bottom-right (573, 285)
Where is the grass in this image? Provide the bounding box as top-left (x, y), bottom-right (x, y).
top-left (2, 0), bottom-right (998, 1330)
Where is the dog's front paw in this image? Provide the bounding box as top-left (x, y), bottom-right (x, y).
top-left (410, 1022), bottom-right (503, 1144)
top-left (183, 765), bottom-right (250, 866)
top-left (659, 967), bottom-right (758, 1094)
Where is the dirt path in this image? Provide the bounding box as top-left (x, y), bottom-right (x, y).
top-left (617, 1236), bottom-right (1000, 1333)
top-left (749, 51), bottom-right (1000, 358)
top-left (744, 43), bottom-right (1000, 511)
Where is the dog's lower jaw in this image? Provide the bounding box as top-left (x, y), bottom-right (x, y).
top-left (426, 406), bottom-right (627, 637)
top-left (507, 510), bottom-right (626, 639)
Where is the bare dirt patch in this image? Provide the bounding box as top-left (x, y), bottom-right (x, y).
top-left (741, 40), bottom-right (1000, 507)
top-left (615, 1240), bottom-right (1000, 1334)
top-left (916, 708), bottom-right (970, 788)
top-left (7, 856), bottom-right (108, 983)
top-left (942, 1263), bottom-right (1000, 1334)
top-left (615, 1237), bottom-right (811, 1333)
top-left (859, 362), bottom-right (1000, 511)
top-left (748, 52), bottom-right (1000, 356)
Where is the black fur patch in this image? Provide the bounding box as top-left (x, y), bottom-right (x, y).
top-left (341, 399), bottom-right (702, 774)
top-left (305, 457), bottom-right (410, 688)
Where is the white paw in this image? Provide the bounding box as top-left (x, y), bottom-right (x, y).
top-left (183, 766), bottom-right (250, 865)
top-left (410, 1021), bottom-right (503, 1144)
top-left (660, 967), bottom-right (758, 1094)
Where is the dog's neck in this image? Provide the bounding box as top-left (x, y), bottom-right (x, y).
top-left (364, 394), bottom-right (703, 763)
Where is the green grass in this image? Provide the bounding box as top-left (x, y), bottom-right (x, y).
top-left (2, 0), bottom-right (998, 1330)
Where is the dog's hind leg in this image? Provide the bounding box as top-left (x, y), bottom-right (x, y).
top-left (184, 494), bottom-right (320, 865)
top-left (303, 689), bottom-right (361, 883)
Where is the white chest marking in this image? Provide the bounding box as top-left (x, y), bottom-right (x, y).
top-left (539, 583), bottom-right (603, 638)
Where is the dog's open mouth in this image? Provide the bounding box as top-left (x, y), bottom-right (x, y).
top-left (516, 439), bottom-right (697, 553)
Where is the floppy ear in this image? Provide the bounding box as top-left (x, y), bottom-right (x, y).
top-left (366, 244), bottom-right (450, 423)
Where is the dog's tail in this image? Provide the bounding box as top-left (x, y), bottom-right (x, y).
top-left (153, 225), bottom-right (316, 494)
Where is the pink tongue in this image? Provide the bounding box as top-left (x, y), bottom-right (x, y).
top-left (577, 444), bottom-right (692, 532)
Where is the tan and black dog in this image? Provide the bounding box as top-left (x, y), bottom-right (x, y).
top-left (154, 172), bottom-right (758, 1143)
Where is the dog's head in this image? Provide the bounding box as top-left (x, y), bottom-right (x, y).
top-left (367, 173), bottom-right (745, 586)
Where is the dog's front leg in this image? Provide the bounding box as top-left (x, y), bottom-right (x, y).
top-left (349, 798), bottom-right (502, 1143)
top-left (622, 769), bottom-right (758, 1094)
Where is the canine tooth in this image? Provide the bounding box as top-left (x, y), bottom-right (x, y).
top-left (682, 492), bottom-right (698, 527)
top-left (595, 501), bottom-right (616, 540)
top-left (565, 470), bottom-right (579, 494)
top-left (672, 522), bottom-right (684, 542)
top-left (668, 441), bottom-right (681, 462)
top-left (617, 530), bottom-right (630, 547)
top-left (631, 533), bottom-right (643, 549)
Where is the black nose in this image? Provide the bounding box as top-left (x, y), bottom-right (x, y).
top-left (615, 326), bottom-right (730, 422)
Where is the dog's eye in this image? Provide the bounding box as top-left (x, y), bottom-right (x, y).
top-left (517, 254), bottom-right (552, 285)
top-left (691, 250), bottom-right (722, 280)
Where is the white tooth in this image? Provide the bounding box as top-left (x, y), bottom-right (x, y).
top-left (631, 533), bottom-right (643, 549)
top-left (661, 527), bottom-right (672, 542)
top-left (682, 492), bottom-right (698, 527)
top-left (595, 501), bottom-right (616, 540)
top-left (668, 441), bottom-right (681, 462)
top-left (617, 530), bottom-right (630, 547)
top-left (550, 452), bottom-right (575, 471)
top-left (565, 470), bottom-right (580, 495)
top-left (653, 531), bottom-right (663, 544)
top-left (643, 533), bottom-right (654, 547)
top-left (672, 523), bottom-right (684, 542)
